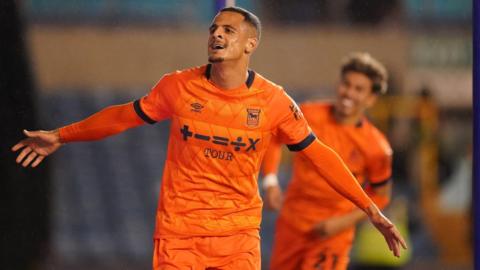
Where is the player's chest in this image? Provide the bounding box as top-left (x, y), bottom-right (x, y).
top-left (170, 91), bottom-right (272, 154)
top-left (171, 89), bottom-right (268, 130)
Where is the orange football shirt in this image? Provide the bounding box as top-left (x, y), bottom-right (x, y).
top-left (135, 64), bottom-right (313, 238)
top-left (274, 102), bottom-right (392, 233)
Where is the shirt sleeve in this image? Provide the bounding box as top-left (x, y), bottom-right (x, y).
top-left (272, 91), bottom-right (315, 151)
top-left (367, 142), bottom-right (393, 185)
top-left (59, 102), bottom-right (144, 143)
top-left (134, 74), bottom-right (176, 124)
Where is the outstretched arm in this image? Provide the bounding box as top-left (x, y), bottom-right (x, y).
top-left (314, 181), bottom-right (392, 238)
top-left (12, 102), bottom-right (144, 168)
top-left (59, 102), bottom-right (144, 142)
top-left (300, 139), bottom-right (406, 257)
top-left (12, 129), bottom-right (62, 168)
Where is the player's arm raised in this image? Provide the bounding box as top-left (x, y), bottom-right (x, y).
top-left (12, 102), bottom-right (144, 168)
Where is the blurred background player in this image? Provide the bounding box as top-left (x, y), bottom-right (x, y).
top-left (11, 7), bottom-right (405, 270)
top-left (263, 52), bottom-right (394, 270)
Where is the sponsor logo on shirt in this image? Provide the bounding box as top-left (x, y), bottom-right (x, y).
top-left (191, 102), bottom-right (204, 113)
top-left (180, 124), bottom-right (260, 153)
top-left (204, 148), bottom-right (234, 160)
top-left (289, 103), bottom-right (302, 120)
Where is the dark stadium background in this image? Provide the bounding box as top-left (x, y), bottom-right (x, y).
top-left (1, 1), bottom-right (474, 269)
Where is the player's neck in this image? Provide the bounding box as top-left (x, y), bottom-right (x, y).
top-left (210, 62), bottom-right (249, 90)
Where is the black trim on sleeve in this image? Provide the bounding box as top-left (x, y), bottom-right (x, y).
top-left (370, 178), bottom-right (391, 188)
top-left (287, 132), bottom-right (316, 152)
top-left (133, 99), bottom-right (156, 124)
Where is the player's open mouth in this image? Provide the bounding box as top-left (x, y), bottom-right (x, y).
top-left (212, 44), bottom-right (225, 50)
top-left (341, 98), bottom-right (354, 108)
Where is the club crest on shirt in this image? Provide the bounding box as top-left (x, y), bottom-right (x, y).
top-left (246, 108), bottom-right (261, 127)
top-left (348, 149), bottom-right (362, 163)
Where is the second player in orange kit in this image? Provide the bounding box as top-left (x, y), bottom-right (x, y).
top-left (263, 53), bottom-right (395, 270)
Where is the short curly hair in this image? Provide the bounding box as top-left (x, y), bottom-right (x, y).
top-left (340, 52), bottom-right (388, 94)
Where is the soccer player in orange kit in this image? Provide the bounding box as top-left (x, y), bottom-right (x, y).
top-left (262, 52), bottom-right (395, 270)
top-left (11, 7), bottom-right (405, 270)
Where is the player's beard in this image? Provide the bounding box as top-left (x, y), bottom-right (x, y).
top-left (208, 56), bottom-right (224, 63)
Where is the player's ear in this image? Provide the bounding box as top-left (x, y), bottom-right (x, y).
top-left (245, 37), bottom-right (258, 54)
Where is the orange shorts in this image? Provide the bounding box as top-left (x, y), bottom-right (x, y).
top-left (153, 231), bottom-right (260, 270)
top-left (270, 217), bottom-right (353, 270)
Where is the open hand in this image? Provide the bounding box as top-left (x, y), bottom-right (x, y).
top-left (366, 204), bottom-right (407, 257)
top-left (11, 129), bottom-right (62, 167)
